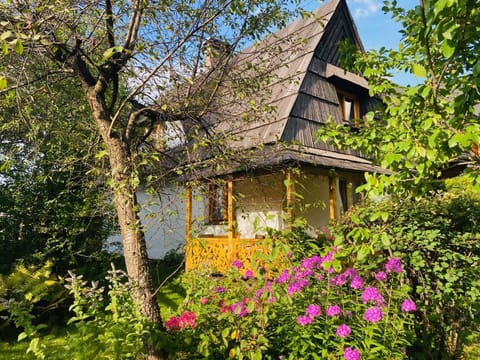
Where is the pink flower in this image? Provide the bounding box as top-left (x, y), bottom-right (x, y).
top-left (178, 311), bottom-right (196, 329)
top-left (305, 304), bottom-right (321, 318)
top-left (350, 275), bottom-right (364, 289)
top-left (297, 315), bottom-right (313, 326)
top-left (243, 269), bottom-right (254, 279)
top-left (276, 269), bottom-right (291, 284)
top-left (375, 271), bottom-right (388, 281)
top-left (165, 311), bottom-right (196, 331)
top-left (326, 305), bottom-right (341, 317)
top-left (232, 260), bottom-right (244, 269)
top-left (165, 316), bottom-right (180, 331)
top-left (287, 279), bottom-right (309, 295)
top-left (336, 324), bottom-right (351, 338)
top-left (344, 347), bottom-right (361, 360)
top-left (385, 257), bottom-right (403, 273)
top-left (231, 301), bottom-right (248, 317)
top-left (361, 287), bottom-right (385, 305)
top-left (201, 297), bottom-right (208, 305)
top-left (401, 299), bottom-right (417, 312)
top-left (364, 307), bottom-right (382, 323)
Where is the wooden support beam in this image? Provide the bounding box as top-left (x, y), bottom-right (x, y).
top-left (185, 186), bottom-right (192, 271)
top-left (286, 169), bottom-right (294, 227)
top-left (329, 176), bottom-right (337, 220)
top-left (227, 178), bottom-right (234, 266)
top-left (227, 178), bottom-right (234, 241)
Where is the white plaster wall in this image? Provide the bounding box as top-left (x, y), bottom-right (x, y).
top-left (297, 173), bottom-right (330, 228)
top-left (107, 185), bottom-right (204, 259)
top-left (234, 174), bottom-right (286, 238)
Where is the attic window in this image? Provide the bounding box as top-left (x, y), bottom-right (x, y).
top-left (337, 90), bottom-right (360, 127)
top-left (207, 183), bottom-right (228, 224)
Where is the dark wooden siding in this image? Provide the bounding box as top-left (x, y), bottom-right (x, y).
top-left (315, 3), bottom-right (361, 66)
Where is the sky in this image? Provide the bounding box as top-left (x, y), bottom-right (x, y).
top-left (300, 0), bottom-right (419, 85)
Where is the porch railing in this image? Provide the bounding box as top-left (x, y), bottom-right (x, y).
top-left (185, 236), bottom-right (267, 273)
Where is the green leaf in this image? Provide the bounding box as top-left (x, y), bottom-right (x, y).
top-left (13, 38), bottom-right (23, 55)
top-left (1, 41), bottom-right (8, 55)
top-left (412, 63), bottom-right (427, 78)
top-left (441, 40), bottom-right (455, 58)
top-left (101, 46), bottom-right (124, 61)
top-left (0, 76), bottom-right (7, 90)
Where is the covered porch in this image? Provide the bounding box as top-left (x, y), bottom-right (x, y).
top-left (184, 170), bottom-right (341, 272)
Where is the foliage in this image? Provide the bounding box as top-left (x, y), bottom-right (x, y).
top-left (0, 262), bottom-right (64, 343)
top-left (169, 233), bottom-right (416, 359)
top-left (332, 181), bottom-right (480, 359)
top-left (317, 0), bottom-right (480, 195)
top-left (8, 264), bottom-right (167, 360)
top-left (0, 72), bottom-right (117, 276)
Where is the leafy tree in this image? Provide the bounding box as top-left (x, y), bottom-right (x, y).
top-left (0, 1), bottom-right (304, 356)
top-left (0, 70), bottom-right (116, 276)
top-left (318, 0), bottom-right (480, 195)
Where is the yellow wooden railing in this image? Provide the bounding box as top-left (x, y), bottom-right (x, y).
top-left (185, 237), bottom-right (268, 273)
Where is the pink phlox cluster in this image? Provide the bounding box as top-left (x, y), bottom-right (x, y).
top-left (361, 287), bottom-right (385, 305)
top-left (276, 269), bottom-right (291, 284)
top-left (165, 311), bottom-right (196, 332)
top-left (301, 255), bottom-right (322, 270)
top-left (375, 271), bottom-right (388, 281)
top-left (200, 297), bottom-right (208, 305)
top-left (364, 306), bottom-right (383, 323)
top-left (401, 299), bottom-right (417, 312)
top-left (350, 275), bottom-right (364, 289)
top-left (330, 273), bottom-right (348, 286)
top-left (305, 304), bottom-right (321, 318)
top-left (232, 259), bottom-right (244, 269)
top-left (343, 347), bottom-right (361, 360)
top-left (385, 257), bottom-right (403, 273)
top-left (287, 279), bottom-right (309, 295)
top-left (296, 315), bottom-right (313, 326)
top-left (326, 304), bottom-right (342, 317)
top-left (336, 324), bottom-right (351, 338)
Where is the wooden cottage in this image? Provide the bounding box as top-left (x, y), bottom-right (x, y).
top-left (181, 0), bottom-right (385, 271)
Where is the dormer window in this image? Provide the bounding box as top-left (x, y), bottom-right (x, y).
top-left (337, 90), bottom-right (360, 127)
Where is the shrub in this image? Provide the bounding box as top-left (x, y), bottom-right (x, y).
top-left (333, 184), bottom-right (480, 359)
top-left (170, 237), bottom-right (416, 359)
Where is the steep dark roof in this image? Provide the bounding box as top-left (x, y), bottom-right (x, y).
top-left (212, 0), bottom-right (380, 153)
top-left (172, 0), bottom-right (386, 177)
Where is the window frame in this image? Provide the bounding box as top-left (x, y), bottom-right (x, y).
top-left (207, 183), bottom-right (228, 224)
top-left (337, 89), bottom-right (361, 127)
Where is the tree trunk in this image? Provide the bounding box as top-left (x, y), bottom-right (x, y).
top-left (86, 91), bottom-right (166, 359)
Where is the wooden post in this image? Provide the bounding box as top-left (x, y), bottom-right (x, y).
top-left (329, 176), bottom-right (337, 220)
top-left (227, 178), bottom-right (234, 265)
top-left (185, 186), bottom-right (192, 271)
top-left (286, 169), bottom-right (294, 228)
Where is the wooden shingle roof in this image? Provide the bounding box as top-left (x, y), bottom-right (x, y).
top-left (173, 0), bottom-right (386, 176)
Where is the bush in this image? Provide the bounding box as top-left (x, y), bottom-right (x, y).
top-left (332, 183), bottom-right (480, 359)
top-left (169, 235), bottom-right (416, 359)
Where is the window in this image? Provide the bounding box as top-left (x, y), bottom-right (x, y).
top-left (207, 183), bottom-right (228, 224)
top-left (337, 90), bottom-right (360, 127)
top-left (339, 180), bottom-right (361, 214)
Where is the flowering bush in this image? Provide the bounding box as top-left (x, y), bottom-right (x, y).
top-left (170, 239), bottom-right (416, 359)
top-left (334, 184), bottom-right (480, 358)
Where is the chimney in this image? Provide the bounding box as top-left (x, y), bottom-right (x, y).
top-left (204, 38), bottom-right (232, 68)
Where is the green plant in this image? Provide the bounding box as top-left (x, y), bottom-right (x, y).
top-left (333, 185), bottom-right (480, 359)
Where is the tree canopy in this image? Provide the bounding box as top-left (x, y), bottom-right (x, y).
top-left (318, 0), bottom-right (480, 196)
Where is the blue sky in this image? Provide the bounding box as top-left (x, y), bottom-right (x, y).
top-left (301, 0), bottom-right (419, 85)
